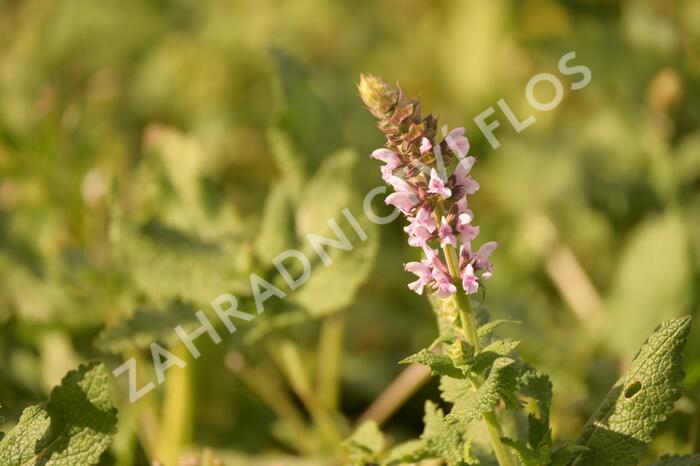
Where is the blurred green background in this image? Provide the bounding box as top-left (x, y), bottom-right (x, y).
top-left (0, 0), bottom-right (699, 464)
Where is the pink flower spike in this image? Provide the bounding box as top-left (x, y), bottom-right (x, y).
top-left (428, 169), bottom-right (452, 199)
top-left (438, 217), bottom-right (457, 248)
top-left (461, 263), bottom-right (479, 294)
top-left (445, 127), bottom-right (470, 158)
top-left (420, 137), bottom-right (432, 155)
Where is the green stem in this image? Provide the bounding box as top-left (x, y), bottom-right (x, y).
top-left (275, 340), bottom-right (344, 448)
top-left (317, 312), bottom-right (344, 410)
top-left (159, 343), bottom-right (193, 466)
top-left (483, 411), bottom-right (515, 466)
top-left (434, 204), bottom-right (514, 466)
top-left (225, 351), bottom-right (313, 455)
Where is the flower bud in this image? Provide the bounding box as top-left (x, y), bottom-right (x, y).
top-left (358, 74), bottom-right (399, 119)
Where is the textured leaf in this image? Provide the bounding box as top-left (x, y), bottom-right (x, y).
top-left (400, 349), bottom-right (466, 379)
top-left (570, 317), bottom-right (692, 466)
top-left (442, 358), bottom-right (520, 424)
top-left (421, 401), bottom-right (476, 466)
top-left (518, 364), bottom-right (553, 450)
top-left (648, 454), bottom-right (700, 466)
top-left (501, 438), bottom-right (540, 466)
top-left (343, 421), bottom-right (384, 465)
top-left (0, 362), bottom-right (117, 466)
top-left (385, 440), bottom-right (428, 465)
top-left (471, 339), bottom-right (521, 374)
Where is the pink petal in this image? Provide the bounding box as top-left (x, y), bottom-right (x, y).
top-left (428, 169), bottom-right (452, 199)
top-left (387, 175), bottom-right (414, 194)
top-left (385, 191), bottom-right (419, 213)
top-left (371, 148), bottom-right (398, 163)
top-left (445, 127), bottom-right (470, 158)
top-left (420, 137), bottom-right (432, 155)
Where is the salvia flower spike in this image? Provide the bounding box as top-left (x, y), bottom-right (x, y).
top-left (359, 74), bottom-right (496, 297)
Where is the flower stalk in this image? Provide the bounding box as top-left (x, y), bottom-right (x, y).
top-left (359, 74), bottom-right (514, 466)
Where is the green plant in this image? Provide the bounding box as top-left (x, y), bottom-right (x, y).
top-left (343, 75), bottom-right (697, 466)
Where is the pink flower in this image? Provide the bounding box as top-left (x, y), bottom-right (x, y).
top-left (455, 212), bottom-right (479, 242)
top-left (432, 267), bottom-right (457, 298)
top-left (444, 127), bottom-right (470, 158)
top-left (405, 261), bottom-right (433, 295)
top-left (428, 169), bottom-right (452, 199)
top-left (461, 263), bottom-right (479, 294)
top-left (385, 191), bottom-right (419, 214)
top-left (372, 149), bottom-right (403, 182)
top-left (380, 157), bottom-right (402, 182)
top-left (452, 156), bottom-right (479, 195)
top-left (405, 205), bottom-right (436, 247)
top-left (438, 217), bottom-right (457, 248)
top-left (474, 241), bottom-right (497, 279)
top-left (371, 148), bottom-right (399, 163)
top-left (420, 137), bottom-right (432, 155)
top-left (420, 245), bottom-right (456, 298)
top-left (385, 176), bottom-right (420, 213)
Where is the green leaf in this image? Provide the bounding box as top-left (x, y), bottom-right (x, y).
top-left (400, 348), bottom-right (466, 379)
top-left (343, 421), bottom-right (384, 466)
top-left (97, 300), bottom-right (206, 353)
top-left (292, 217), bottom-right (378, 317)
top-left (570, 317), bottom-right (692, 466)
top-left (111, 218), bottom-right (243, 306)
top-left (442, 357), bottom-right (520, 424)
top-left (477, 319), bottom-right (522, 339)
top-left (0, 362), bottom-right (118, 466)
top-left (290, 149), bottom-right (379, 316)
top-left (254, 184), bottom-right (297, 266)
top-left (648, 454), bottom-right (700, 466)
top-left (421, 401), bottom-right (476, 466)
top-left (295, 149), bottom-right (358, 239)
top-left (604, 213), bottom-right (691, 356)
top-left (471, 339), bottom-right (521, 374)
top-left (266, 127), bottom-right (307, 200)
top-left (501, 437), bottom-right (541, 466)
top-left (517, 364), bottom-right (553, 450)
top-left (385, 440), bottom-right (428, 465)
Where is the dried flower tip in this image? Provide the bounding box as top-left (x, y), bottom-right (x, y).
top-left (358, 73), bottom-right (399, 119)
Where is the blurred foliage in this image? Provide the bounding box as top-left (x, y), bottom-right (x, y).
top-left (0, 0), bottom-right (699, 464)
